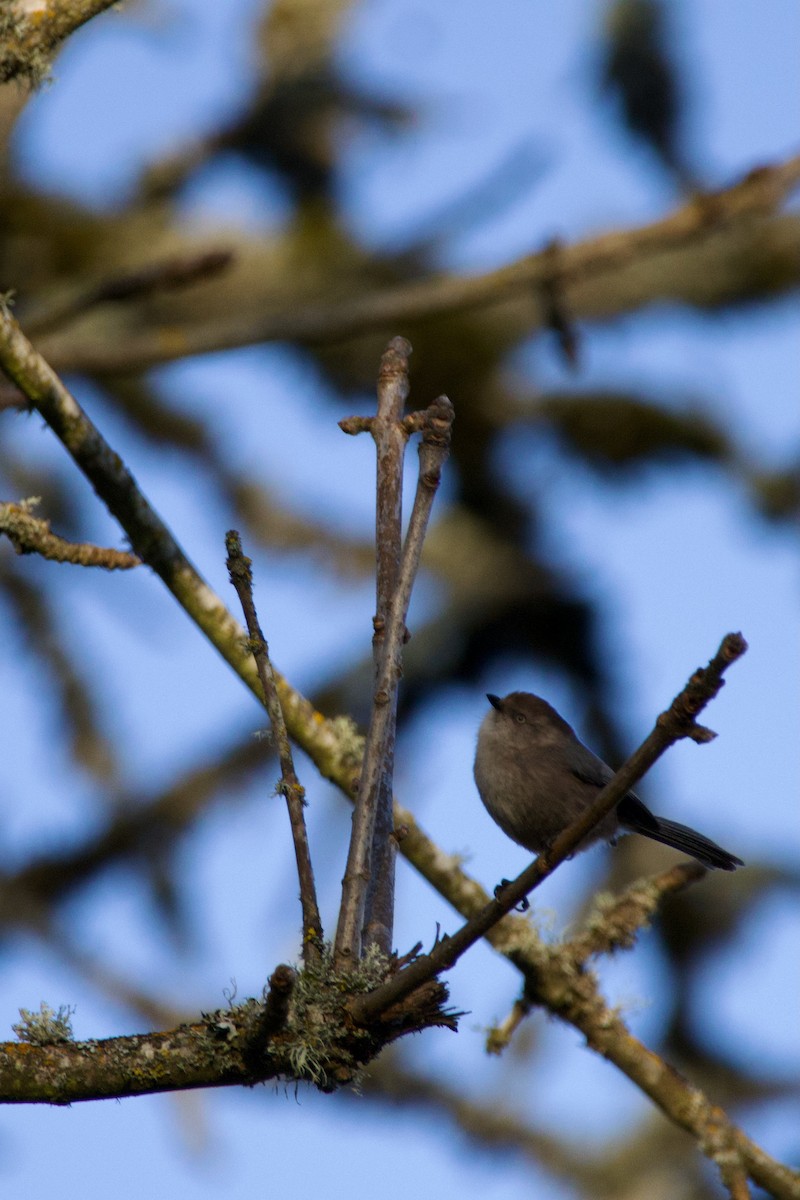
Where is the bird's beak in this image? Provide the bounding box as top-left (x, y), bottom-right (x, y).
top-left (486, 693), bottom-right (503, 712)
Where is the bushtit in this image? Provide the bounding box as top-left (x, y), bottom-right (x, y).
top-left (474, 692), bottom-right (743, 870)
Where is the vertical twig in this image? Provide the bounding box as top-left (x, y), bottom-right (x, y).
top-left (333, 337), bottom-right (411, 968)
top-left (362, 337), bottom-right (413, 958)
top-left (225, 531), bottom-right (322, 966)
top-left (362, 395), bottom-right (454, 954)
top-left (334, 335), bottom-right (454, 970)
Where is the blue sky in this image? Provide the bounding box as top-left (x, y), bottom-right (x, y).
top-left (2, 2), bottom-right (799, 1197)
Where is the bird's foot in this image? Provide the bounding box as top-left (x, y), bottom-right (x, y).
top-left (494, 878), bottom-right (530, 913)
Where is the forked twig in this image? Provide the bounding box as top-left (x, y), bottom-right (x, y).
top-left (334, 338), bottom-right (454, 967)
top-left (363, 392), bottom-right (455, 956)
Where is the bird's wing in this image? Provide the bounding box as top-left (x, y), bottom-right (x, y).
top-left (568, 743), bottom-right (660, 831)
top-left (567, 740), bottom-right (615, 789)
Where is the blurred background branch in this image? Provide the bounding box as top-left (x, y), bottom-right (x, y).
top-left (0, 0), bottom-right (798, 1195)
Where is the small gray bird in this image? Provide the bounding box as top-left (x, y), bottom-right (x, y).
top-left (474, 692), bottom-right (743, 870)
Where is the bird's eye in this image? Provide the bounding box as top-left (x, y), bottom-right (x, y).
top-left (514, 713), bottom-right (526, 724)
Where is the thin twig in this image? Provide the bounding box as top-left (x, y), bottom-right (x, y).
top-left (333, 338), bottom-right (411, 967)
top-left (485, 996), bottom-right (532, 1056)
top-left (225, 531), bottom-right (322, 966)
top-left (0, 306), bottom-right (363, 796)
top-left (718, 1162), bottom-right (752, 1200)
top-left (362, 392), bottom-right (454, 958)
top-left (0, 499), bottom-right (140, 569)
top-left (359, 732), bottom-right (798, 1199)
top-left (349, 632), bottom-right (747, 1022)
top-left (541, 238), bottom-right (580, 368)
top-left (362, 337), bottom-right (411, 960)
top-left (333, 340), bottom-right (454, 968)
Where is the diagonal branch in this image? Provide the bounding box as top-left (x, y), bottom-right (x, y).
top-left (225, 530), bottom-right (322, 966)
top-left (349, 631), bottom-right (746, 1021)
top-left (0, 306), bottom-right (362, 795)
top-left (486, 859), bottom-right (707, 1054)
top-left (2, 311), bottom-right (796, 1193)
top-left (35, 154), bottom-right (800, 375)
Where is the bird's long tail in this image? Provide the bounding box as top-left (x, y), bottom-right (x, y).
top-left (620, 801), bottom-right (743, 871)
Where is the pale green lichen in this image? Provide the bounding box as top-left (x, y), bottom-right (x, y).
top-left (283, 943), bottom-right (389, 1087)
top-left (328, 715), bottom-right (364, 767)
top-left (13, 1002), bottom-right (75, 1044)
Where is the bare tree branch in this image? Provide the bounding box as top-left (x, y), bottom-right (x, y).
top-left (334, 341), bottom-right (453, 967)
top-left (0, 305), bottom-right (364, 795)
top-left (1, 311), bottom-right (795, 1195)
top-left (350, 632), bottom-right (746, 1023)
top-left (0, 498), bottom-right (140, 568)
top-left (335, 337), bottom-right (412, 967)
top-left (225, 529), bottom-right (323, 967)
top-left (361, 391), bottom-right (453, 953)
top-left (0, 955), bottom-right (456, 1104)
top-left (486, 860), bottom-right (706, 1054)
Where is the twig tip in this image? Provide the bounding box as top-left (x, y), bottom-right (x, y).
top-left (722, 631), bottom-right (748, 660)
